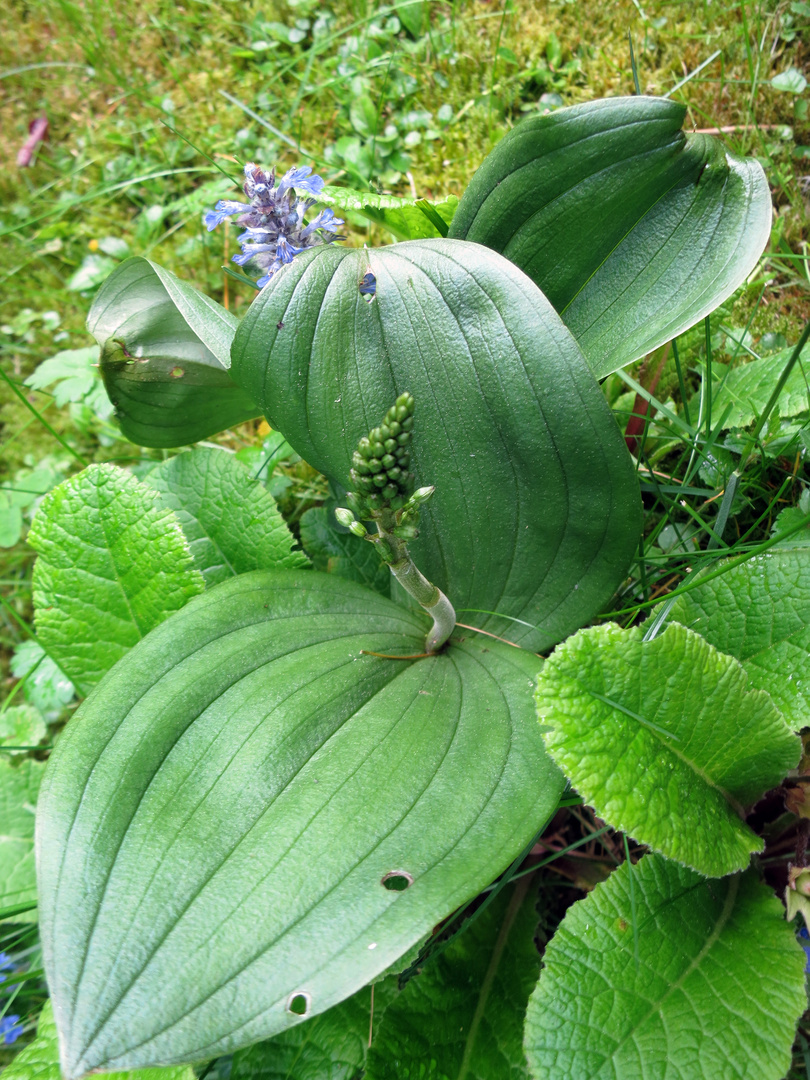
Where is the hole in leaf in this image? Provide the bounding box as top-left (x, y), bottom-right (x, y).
top-left (381, 870), bottom-right (414, 892)
top-left (287, 992), bottom-right (310, 1016)
top-left (359, 271), bottom-right (376, 302)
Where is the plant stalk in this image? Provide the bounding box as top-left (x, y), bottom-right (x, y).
top-left (375, 517), bottom-right (456, 654)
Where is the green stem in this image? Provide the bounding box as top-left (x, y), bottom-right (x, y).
top-left (375, 518), bottom-right (456, 654)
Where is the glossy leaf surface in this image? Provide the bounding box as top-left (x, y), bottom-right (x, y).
top-left (524, 856), bottom-right (806, 1080)
top-left (88, 257), bottom-right (259, 447)
top-left (144, 448), bottom-right (308, 587)
top-left (28, 465), bottom-right (204, 695)
top-left (448, 97), bottom-right (771, 378)
top-left (669, 547), bottom-right (810, 729)
top-left (37, 570), bottom-right (563, 1076)
top-left (366, 879), bottom-right (539, 1080)
top-left (535, 623), bottom-right (800, 876)
top-left (231, 240), bottom-right (640, 653)
top-left (1, 1002), bottom-right (194, 1080)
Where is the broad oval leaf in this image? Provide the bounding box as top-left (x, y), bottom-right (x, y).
top-left (535, 622), bottom-right (800, 876)
top-left (2, 1002), bottom-right (194, 1080)
top-left (37, 570), bottom-right (564, 1076)
top-left (28, 464), bottom-right (204, 695)
top-left (668, 547), bottom-right (810, 730)
top-left (143, 447), bottom-right (309, 587)
top-left (230, 240), bottom-right (641, 654)
top-left (88, 257), bottom-right (260, 447)
top-left (447, 96), bottom-right (771, 378)
top-left (524, 855), bottom-right (806, 1080)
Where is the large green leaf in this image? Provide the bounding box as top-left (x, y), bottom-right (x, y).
top-left (1, 1002), bottom-right (195, 1080)
top-left (366, 879), bottom-right (539, 1080)
top-left (143, 447), bottom-right (309, 587)
top-left (37, 569), bottom-right (564, 1076)
top-left (535, 622), bottom-right (800, 876)
top-left (0, 758), bottom-right (44, 915)
top-left (447, 96), bottom-right (771, 378)
top-left (230, 979), bottom-right (398, 1080)
top-left (668, 547), bottom-right (810, 729)
top-left (230, 240), bottom-right (640, 653)
top-left (88, 257), bottom-right (260, 447)
top-left (28, 464), bottom-right (204, 695)
top-left (524, 855), bottom-right (806, 1080)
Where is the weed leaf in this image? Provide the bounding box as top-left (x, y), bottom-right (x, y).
top-left (366, 880), bottom-right (539, 1080)
top-left (28, 465), bottom-right (204, 695)
top-left (143, 447), bottom-right (309, 587)
top-left (0, 758), bottom-right (44, 917)
top-left (535, 622), bottom-right (800, 876)
top-left (524, 855), bottom-right (806, 1080)
top-left (669, 547), bottom-right (810, 729)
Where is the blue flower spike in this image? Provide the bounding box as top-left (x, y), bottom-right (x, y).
top-left (205, 162), bottom-right (343, 287)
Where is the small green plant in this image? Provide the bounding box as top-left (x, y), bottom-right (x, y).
top-left (4, 93), bottom-right (810, 1080)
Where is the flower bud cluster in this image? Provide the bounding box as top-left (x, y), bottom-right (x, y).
top-left (348, 393), bottom-right (415, 514)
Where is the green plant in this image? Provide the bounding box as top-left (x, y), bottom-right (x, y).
top-left (5, 91), bottom-right (810, 1080)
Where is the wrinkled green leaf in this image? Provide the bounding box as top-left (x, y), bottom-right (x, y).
top-left (318, 187), bottom-right (458, 240)
top-left (1, 1002), bottom-right (195, 1080)
top-left (24, 346), bottom-right (100, 408)
top-left (231, 979), bottom-right (398, 1080)
top-left (0, 705), bottom-right (46, 753)
top-left (772, 490), bottom-right (810, 546)
top-left (28, 464), bottom-right (205, 695)
top-left (0, 757), bottom-right (44, 915)
top-left (231, 240), bottom-right (640, 653)
top-left (299, 506), bottom-right (391, 596)
top-left (708, 346), bottom-right (810, 429)
top-left (535, 622), bottom-right (799, 876)
top-left (524, 855), bottom-right (806, 1080)
top-left (37, 569), bottom-right (563, 1076)
top-left (10, 642), bottom-right (74, 721)
top-left (366, 879), bottom-right (539, 1080)
top-left (448, 96), bottom-right (771, 378)
top-left (669, 547), bottom-right (810, 729)
top-left (88, 257), bottom-right (259, 447)
top-left (143, 448), bottom-right (308, 587)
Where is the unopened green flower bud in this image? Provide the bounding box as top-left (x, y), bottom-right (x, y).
top-left (381, 453), bottom-right (396, 469)
top-left (349, 520), bottom-right (367, 538)
top-left (335, 507), bottom-right (355, 529)
top-left (411, 486), bottom-right (435, 504)
top-left (373, 473), bottom-right (388, 488)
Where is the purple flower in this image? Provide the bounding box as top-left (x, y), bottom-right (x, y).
top-left (204, 162), bottom-right (343, 287)
top-left (0, 1015), bottom-right (23, 1045)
